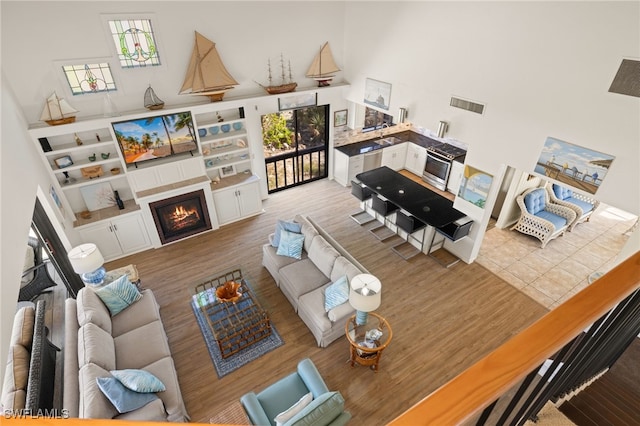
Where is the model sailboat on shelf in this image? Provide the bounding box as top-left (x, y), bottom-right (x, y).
top-left (180, 31), bottom-right (239, 102)
top-left (40, 92), bottom-right (78, 126)
top-left (306, 42), bottom-right (340, 87)
top-left (257, 54), bottom-right (297, 95)
top-left (144, 85), bottom-right (165, 110)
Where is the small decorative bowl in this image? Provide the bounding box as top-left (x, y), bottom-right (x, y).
top-left (79, 210), bottom-right (92, 219)
top-left (221, 124), bottom-right (231, 133)
top-left (232, 122), bottom-right (243, 131)
top-left (209, 126), bottom-right (219, 135)
top-left (198, 128), bottom-right (207, 137)
top-left (216, 281), bottom-right (242, 303)
top-left (110, 167), bottom-right (121, 175)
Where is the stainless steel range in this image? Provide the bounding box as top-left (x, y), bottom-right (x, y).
top-left (422, 143), bottom-right (467, 191)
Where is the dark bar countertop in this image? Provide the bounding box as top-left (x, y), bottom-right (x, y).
top-left (356, 166), bottom-right (466, 228)
top-left (335, 130), bottom-right (443, 157)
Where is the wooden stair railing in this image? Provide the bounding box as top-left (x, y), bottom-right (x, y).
top-left (389, 251), bottom-right (640, 426)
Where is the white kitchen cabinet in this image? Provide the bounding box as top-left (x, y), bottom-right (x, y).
top-left (212, 178), bottom-right (262, 225)
top-left (381, 143), bottom-right (407, 171)
top-left (447, 160), bottom-right (465, 195)
top-left (405, 143), bottom-right (427, 176)
top-left (333, 150), bottom-right (364, 186)
top-left (78, 212), bottom-right (151, 261)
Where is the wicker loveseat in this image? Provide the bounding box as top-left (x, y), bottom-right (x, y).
top-left (546, 183), bottom-right (600, 230)
top-left (511, 187), bottom-right (576, 248)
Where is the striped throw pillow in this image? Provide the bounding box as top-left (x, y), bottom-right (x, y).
top-left (324, 275), bottom-right (349, 312)
top-left (95, 275), bottom-right (142, 316)
top-left (276, 230), bottom-right (305, 259)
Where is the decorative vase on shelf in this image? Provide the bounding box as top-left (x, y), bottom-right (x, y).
top-left (114, 191), bottom-right (125, 210)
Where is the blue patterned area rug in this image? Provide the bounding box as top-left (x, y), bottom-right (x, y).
top-left (190, 285), bottom-right (284, 379)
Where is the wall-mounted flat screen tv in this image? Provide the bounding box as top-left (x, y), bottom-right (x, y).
top-left (112, 111), bottom-right (198, 166)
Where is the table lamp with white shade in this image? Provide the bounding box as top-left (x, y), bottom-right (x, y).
top-left (68, 243), bottom-right (106, 285)
top-left (349, 273), bottom-right (382, 325)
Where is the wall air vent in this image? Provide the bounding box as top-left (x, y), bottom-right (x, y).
top-left (450, 97), bottom-right (485, 114)
top-left (608, 59), bottom-right (640, 98)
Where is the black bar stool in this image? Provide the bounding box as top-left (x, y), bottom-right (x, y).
top-left (369, 194), bottom-right (399, 241)
top-left (391, 211), bottom-right (427, 260)
top-left (349, 180), bottom-right (375, 225)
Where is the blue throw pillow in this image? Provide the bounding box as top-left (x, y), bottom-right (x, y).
top-left (272, 220), bottom-right (302, 247)
top-left (110, 369), bottom-right (166, 393)
top-left (96, 376), bottom-right (158, 413)
top-left (324, 275), bottom-right (349, 312)
top-left (276, 230), bottom-right (305, 259)
top-left (95, 274), bottom-right (142, 316)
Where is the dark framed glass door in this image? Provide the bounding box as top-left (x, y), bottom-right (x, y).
top-left (262, 105), bottom-right (329, 193)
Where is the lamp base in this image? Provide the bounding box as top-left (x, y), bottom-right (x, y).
top-left (356, 310), bottom-right (369, 325)
top-left (81, 266), bottom-right (106, 286)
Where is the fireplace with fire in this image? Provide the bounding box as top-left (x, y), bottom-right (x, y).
top-left (150, 190), bottom-right (212, 245)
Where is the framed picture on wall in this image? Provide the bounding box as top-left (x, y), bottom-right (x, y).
top-left (334, 109), bottom-right (348, 127)
top-left (364, 78), bottom-right (391, 110)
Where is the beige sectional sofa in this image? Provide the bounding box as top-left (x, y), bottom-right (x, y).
top-left (64, 286), bottom-right (189, 422)
top-left (263, 215), bottom-right (368, 347)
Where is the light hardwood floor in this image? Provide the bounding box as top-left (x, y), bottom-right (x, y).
top-left (99, 177), bottom-right (548, 424)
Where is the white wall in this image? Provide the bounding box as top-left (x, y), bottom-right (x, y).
top-left (0, 77), bottom-right (57, 376)
top-left (1, 1), bottom-right (347, 121)
top-left (342, 1), bottom-right (640, 215)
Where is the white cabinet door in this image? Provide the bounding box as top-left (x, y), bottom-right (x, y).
top-left (348, 154), bottom-right (364, 183)
top-left (405, 143), bottom-right (427, 175)
top-left (381, 143), bottom-right (407, 171)
top-left (213, 187), bottom-right (241, 225)
top-left (333, 150), bottom-right (350, 186)
top-left (447, 160), bottom-right (465, 195)
top-left (111, 213), bottom-right (151, 254)
top-left (78, 222), bottom-right (124, 261)
top-left (78, 212), bottom-right (151, 261)
top-left (213, 180), bottom-right (263, 225)
top-left (236, 180), bottom-right (262, 217)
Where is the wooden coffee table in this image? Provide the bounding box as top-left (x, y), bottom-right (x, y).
top-left (194, 267), bottom-right (271, 359)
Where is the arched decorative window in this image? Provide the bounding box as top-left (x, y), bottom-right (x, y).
top-left (107, 18), bottom-right (161, 68)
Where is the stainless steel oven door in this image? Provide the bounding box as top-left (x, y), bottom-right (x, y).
top-left (422, 151), bottom-right (452, 190)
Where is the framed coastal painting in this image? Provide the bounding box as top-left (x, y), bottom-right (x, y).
top-left (534, 137), bottom-right (615, 194)
top-left (278, 93), bottom-right (317, 111)
top-left (457, 165), bottom-right (493, 209)
top-left (54, 155), bottom-right (73, 169)
top-left (364, 78), bottom-right (391, 110)
top-left (334, 109), bottom-right (347, 127)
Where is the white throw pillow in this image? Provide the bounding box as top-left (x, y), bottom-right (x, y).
top-left (274, 391), bottom-right (313, 426)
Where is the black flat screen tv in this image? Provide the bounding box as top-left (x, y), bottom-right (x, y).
top-left (112, 111), bottom-right (198, 166)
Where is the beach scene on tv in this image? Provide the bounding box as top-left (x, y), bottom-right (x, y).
top-left (534, 137), bottom-right (615, 194)
top-left (113, 112), bottom-right (198, 165)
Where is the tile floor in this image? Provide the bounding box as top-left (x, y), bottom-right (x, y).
top-left (476, 204), bottom-right (638, 309)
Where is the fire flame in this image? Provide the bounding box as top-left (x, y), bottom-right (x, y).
top-left (170, 205), bottom-right (200, 222)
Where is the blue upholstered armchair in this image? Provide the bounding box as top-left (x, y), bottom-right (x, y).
top-left (511, 187), bottom-right (577, 248)
top-left (546, 183), bottom-right (600, 231)
top-left (240, 358), bottom-right (351, 426)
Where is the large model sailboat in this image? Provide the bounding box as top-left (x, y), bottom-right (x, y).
top-left (40, 92), bottom-right (78, 126)
top-left (306, 42), bottom-right (340, 87)
top-left (257, 54), bottom-right (297, 95)
top-left (180, 31), bottom-right (239, 102)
